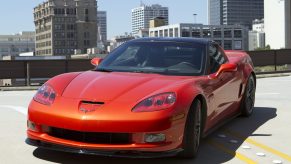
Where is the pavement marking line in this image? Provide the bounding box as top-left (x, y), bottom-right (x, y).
top-left (207, 139), bottom-right (257, 164)
top-left (0, 105), bottom-right (27, 116)
top-left (223, 129), bottom-right (291, 162)
top-left (256, 93), bottom-right (280, 95)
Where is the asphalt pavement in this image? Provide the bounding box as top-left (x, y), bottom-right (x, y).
top-left (0, 75), bottom-right (291, 164)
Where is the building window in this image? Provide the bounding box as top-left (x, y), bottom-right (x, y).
top-left (174, 28), bottom-right (179, 37)
top-left (224, 30), bottom-right (232, 38)
top-left (234, 30), bottom-right (242, 38)
top-left (154, 31), bottom-right (158, 37)
top-left (159, 30), bottom-right (163, 37)
top-left (84, 40), bottom-right (90, 46)
top-left (224, 40), bottom-right (232, 50)
top-left (169, 28), bottom-right (173, 37)
top-left (164, 29), bottom-right (168, 37)
top-left (84, 32), bottom-right (90, 38)
top-left (213, 29), bottom-right (222, 38)
top-left (234, 40), bottom-right (242, 50)
top-left (192, 29), bottom-right (201, 38)
top-left (203, 28), bottom-right (211, 38)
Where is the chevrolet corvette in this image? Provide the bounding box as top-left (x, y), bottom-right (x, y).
top-left (26, 38), bottom-right (256, 158)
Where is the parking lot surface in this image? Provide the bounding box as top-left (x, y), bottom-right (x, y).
top-left (0, 76), bottom-right (291, 164)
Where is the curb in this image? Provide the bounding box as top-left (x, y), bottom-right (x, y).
top-left (0, 86), bottom-right (39, 91)
top-left (256, 73), bottom-right (291, 79)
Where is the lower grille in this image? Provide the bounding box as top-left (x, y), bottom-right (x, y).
top-left (47, 127), bottom-right (131, 144)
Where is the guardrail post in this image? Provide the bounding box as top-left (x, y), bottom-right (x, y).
top-left (274, 50), bottom-right (277, 72)
top-left (26, 62), bottom-right (31, 86)
top-left (65, 59), bottom-right (68, 73)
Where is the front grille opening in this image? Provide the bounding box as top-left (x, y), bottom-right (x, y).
top-left (47, 127), bottom-right (131, 144)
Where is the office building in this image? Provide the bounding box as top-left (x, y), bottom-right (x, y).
top-left (107, 35), bottom-right (135, 52)
top-left (0, 31), bottom-right (35, 58)
top-left (264, 0), bottom-right (291, 49)
top-left (34, 0), bottom-right (97, 56)
top-left (208, 0), bottom-right (264, 29)
top-left (97, 11), bottom-right (107, 44)
top-left (132, 4), bottom-right (168, 35)
top-left (285, 0), bottom-right (291, 49)
top-left (149, 23), bottom-right (249, 50)
top-left (249, 19), bottom-right (265, 51)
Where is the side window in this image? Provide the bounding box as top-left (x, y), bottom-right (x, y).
top-left (209, 44), bottom-right (226, 73)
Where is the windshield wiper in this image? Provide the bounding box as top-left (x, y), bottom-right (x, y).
top-left (132, 68), bottom-right (166, 74)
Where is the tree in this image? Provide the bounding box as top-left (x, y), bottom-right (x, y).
top-left (254, 45), bottom-right (271, 51)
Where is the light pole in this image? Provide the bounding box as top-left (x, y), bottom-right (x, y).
top-left (193, 13), bottom-right (197, 24)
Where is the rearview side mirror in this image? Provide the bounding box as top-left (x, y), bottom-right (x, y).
top-left (91, 57), bottom-right (103, 66)
top-left (209, 63), bottom-right (237, 79)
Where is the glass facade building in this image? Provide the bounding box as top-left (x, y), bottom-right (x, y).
top-left (97, 11), bottom-right (107, 44)
top-left (132, 4), bottom-right (169, 35)
top-left (208, 0), bottom-right (264, 29)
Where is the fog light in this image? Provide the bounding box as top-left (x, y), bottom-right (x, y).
top-left (145, 133), bottom-right (166, 143)
top-left (27, 120), bottom-right (41, 132)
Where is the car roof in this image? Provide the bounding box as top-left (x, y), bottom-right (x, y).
top-left (130, 37), bottom-right (210, 45)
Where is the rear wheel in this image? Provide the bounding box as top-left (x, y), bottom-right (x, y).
top-left (241, 75), bottom-right (256, 117)
top-left (178, 99), bottom-right (201, 158)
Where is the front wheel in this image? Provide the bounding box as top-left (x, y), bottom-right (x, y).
top-left (241, 75), bottom-right (256, 117)
top-left (178, 99), bottom-right (202, 158)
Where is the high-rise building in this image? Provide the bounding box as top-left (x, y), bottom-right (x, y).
top-left (265, 0), bottom-right (286, 49)
top-left (208, 0), bottom-right (264, 29)
top-left (132, 4), bottom-right (169, 35)
top-left (34, 0), bottom-right (97, 56)
top-left (0, 32), bottom-right (35, 57)
top-left (285, 0), bottom-right (291, 49)
top-left (208, 0), bottom-right (222, 25)
top-left (97, 11), bottom-right (107, 44)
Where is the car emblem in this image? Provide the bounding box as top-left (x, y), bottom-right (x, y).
top-left (79, 107), bottom-right (96, 113)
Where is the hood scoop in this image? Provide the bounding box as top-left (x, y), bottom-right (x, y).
top-left (81, 101), bottom-right (104, 105)
top-left (79, 101), bottom-right (104, 113)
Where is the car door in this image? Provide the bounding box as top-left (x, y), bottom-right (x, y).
top-left (207, 43), bottom-right (241, 127)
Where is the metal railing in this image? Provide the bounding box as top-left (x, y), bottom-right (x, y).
top-left (248, 49), bottom-right (291, 74)
top-left (0, 59), bottom-right (92, 86)
top-left (1, 49), bottom-right (291, 86)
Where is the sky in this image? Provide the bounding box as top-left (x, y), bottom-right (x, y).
top-left (0, 0), bottom-right (208, 39)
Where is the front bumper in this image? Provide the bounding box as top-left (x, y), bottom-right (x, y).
top-left (26, 138), bottom-right (182, 158)
top-left (27, 98), bottom-right (187, 156)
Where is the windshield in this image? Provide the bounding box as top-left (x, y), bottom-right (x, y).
top-left (96, 41), bottom-right (206, 76)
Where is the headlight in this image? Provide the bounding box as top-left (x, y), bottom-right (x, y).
top-left (33, 84), bottom-right (56, 106)
top-left (132, 93), bottom-right (176, 112)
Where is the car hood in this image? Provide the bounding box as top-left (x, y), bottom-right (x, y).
top-left (62, 71), bottom-right (195, 102)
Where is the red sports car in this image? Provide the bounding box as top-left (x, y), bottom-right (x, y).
top-left (26, 38), bottom-right (256, 158)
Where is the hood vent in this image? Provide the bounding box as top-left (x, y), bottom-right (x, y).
top-left (79, 101), bottom-right (104, 113)
top-left (81, 101), bottom-right (104, 105)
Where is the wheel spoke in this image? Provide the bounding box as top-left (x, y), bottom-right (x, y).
top-left (243, 77), bottom-right (255, 113)
top-left (194, 103), bottom-right (201, 148)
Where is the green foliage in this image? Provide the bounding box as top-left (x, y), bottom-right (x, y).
top-left (254, 45), bottom-right (271, 51)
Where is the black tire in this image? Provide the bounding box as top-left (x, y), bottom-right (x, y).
top-left (178, 99), bottom-right (202, 158)
top-left (241, 75), bottom-right (256, 117)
